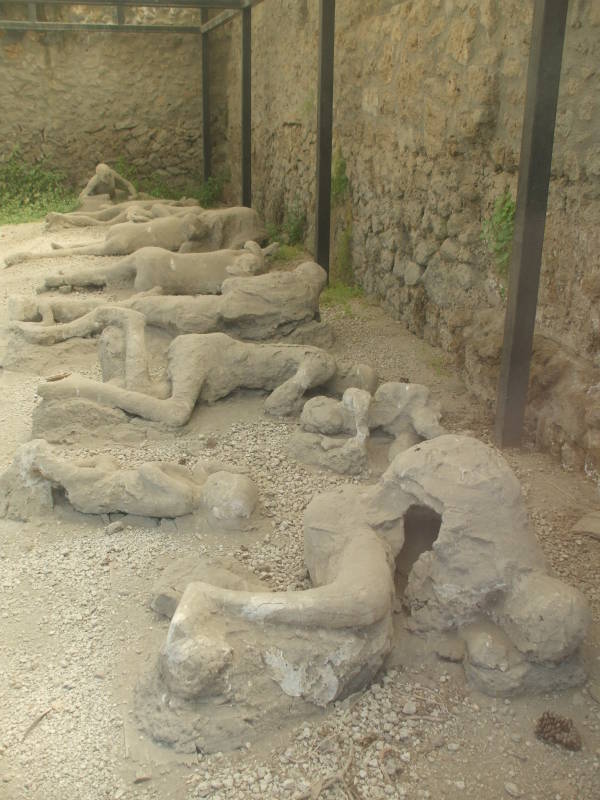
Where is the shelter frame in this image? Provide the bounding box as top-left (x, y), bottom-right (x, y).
top-left (0, 0), bottom-right (570, 446)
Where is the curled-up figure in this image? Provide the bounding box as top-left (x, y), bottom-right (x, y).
top-left (3, 207), bottom-right (266, 267)
top-left (135, 435), bottom-right (590, 755)
top-left (36, 332), bottom-right (340, 426)
top-left (10, 261), bottom-right (325, 343)
top-left (38, 240), bottom-right (273, 295)
top-left (289, 387), bottom-right (373, 474)
top-left (290, 381), bottom-right (445, 472)
top-left (0, 439), bottom-right (257, 521)
top-left (78, 162), bottom-right (138, 204)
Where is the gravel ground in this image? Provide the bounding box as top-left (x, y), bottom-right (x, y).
top-left (0, 224), bottom-right (599, 800)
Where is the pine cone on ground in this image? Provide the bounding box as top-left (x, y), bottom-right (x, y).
top-left (535, 711), bottom-right (582, 751)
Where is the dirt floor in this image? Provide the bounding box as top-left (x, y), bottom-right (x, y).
top-left (0, 221), bottom-right (599, 800)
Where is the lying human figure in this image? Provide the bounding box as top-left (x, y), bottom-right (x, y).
top-left (46, 198), bottom-right (201, 230)
top-left (10, 261), bottom-right (325, 343)
top-left (37, 331), bottom-right (340, 426)
top-left (1, 438), bottom-right (257, 521)
top-left (152, 435), bottom-right (590, 720)
top-left (38, 240), bottom-right (273, 295)
top-left (3, 207), bottom-right (266, 267)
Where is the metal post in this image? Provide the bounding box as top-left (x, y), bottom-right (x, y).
top-left (201, 9), bottom-right (211, 181)
top-left (241, 6), bottom-right (251, 207)
top-left (115, 0), bottom-right (125, 26)
top-left (495, 0), bottom-right (568, 448)
top-left (315, 0), bottom-right (335, 278)
top-left (27, 2), bottom-right (37, 21)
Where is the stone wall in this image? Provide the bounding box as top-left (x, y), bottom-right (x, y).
top-left (1, 0), bottom-right (600, 473)
top-left (219, 0), bottom-right (600, 473)
top-left (0, 5), bottom-right (231, 188)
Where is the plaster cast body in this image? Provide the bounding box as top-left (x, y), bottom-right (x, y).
top-left (38, 240), bottom-right (270, 295)
top-left (150, 434), bottom-right (590, 745)
top-left (36, 332), bottom-right (340, 426)
top-left (78, 163), bottom-right (137, 203)
top-left (10, 261), bottom-right (326, 342)
top-left (46, 198), bottom-right (201, 230)
top-left (290, 382), bottom-right (445, 472)
top-left (3, 207), bottom-right (266, 266)
top-left (46, 199), bottom-right (201, 229)
top-left (0, 439), bottom-right (257, 521)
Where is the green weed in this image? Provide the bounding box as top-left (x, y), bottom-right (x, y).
top-left (333, 221), bottom-right (353, 286)
top-left (113, 156), bottom-right (225, 207)
top-left (0, 149), bottom-right (77, 225)
top-left (331, 147), bottom-right (349, 207)
top-left (192, 175), bottom-right (226, 207)
top-left (271, 244), bottom-right (305, 262)
top-left (267, 198), bottom-right (307, 247)
top-left (265, 221), bottom-right (281, 243)
top-left (320, 281), bottom-right (363, 316)
top-left (482, 187), bottom-right (516, 280)
top-left (112, 155), bottom-right (138, 184)
top-left (282, 199), bottom-right (307, 246)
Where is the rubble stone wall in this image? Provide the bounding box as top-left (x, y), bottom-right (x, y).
top-left (2, 0), bottom-right (600, 471)
top-left (0, 6), bottom-right (231, 188)
top-left (221, 0), bottom-right (600, 472)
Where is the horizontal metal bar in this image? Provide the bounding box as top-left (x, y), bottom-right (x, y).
top-left (0, 0), bottom-right (263, 36)
top-left (6, 0), bottom-right (245, 7)
top-left (199, 0), bottom-right (262, 32)
top-left (200, 8), bottom-right (235, 33)
top-left (0, 20), bottom-right (204, 31)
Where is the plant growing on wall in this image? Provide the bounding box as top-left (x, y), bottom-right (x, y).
top-left (481, 187), bottom-right (516, 281)
top-left (113, 156), bottom-right (226, 207)
top-left (334, 216), bottom-right (354, 286)
top-left (282, 198), bottom-right (308, 246)
top-left (266, 197), bottom-right (307, 248)
top-left (331, 147), bottom-right (349, 207)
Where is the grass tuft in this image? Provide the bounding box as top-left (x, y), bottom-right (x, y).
top-left (271, 244), bottom-right (305, 262)
top-left (0, 149), bottom-right (78, 225)
top-left (266, 199), bottom-right (307, 248)
top-left (320, 281), bottom-right (364, 316)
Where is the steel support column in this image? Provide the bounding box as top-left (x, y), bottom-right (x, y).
top-left (315, 0), bottom-right (335, 277)
top-left (495, 0), bottom-right (569, 448)
top-left (115, 0), bottom-right (125, 25)
top-left (241, 6), bottom-right (252, 206)
top-left (201, 9), bottom-right (211, 181)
